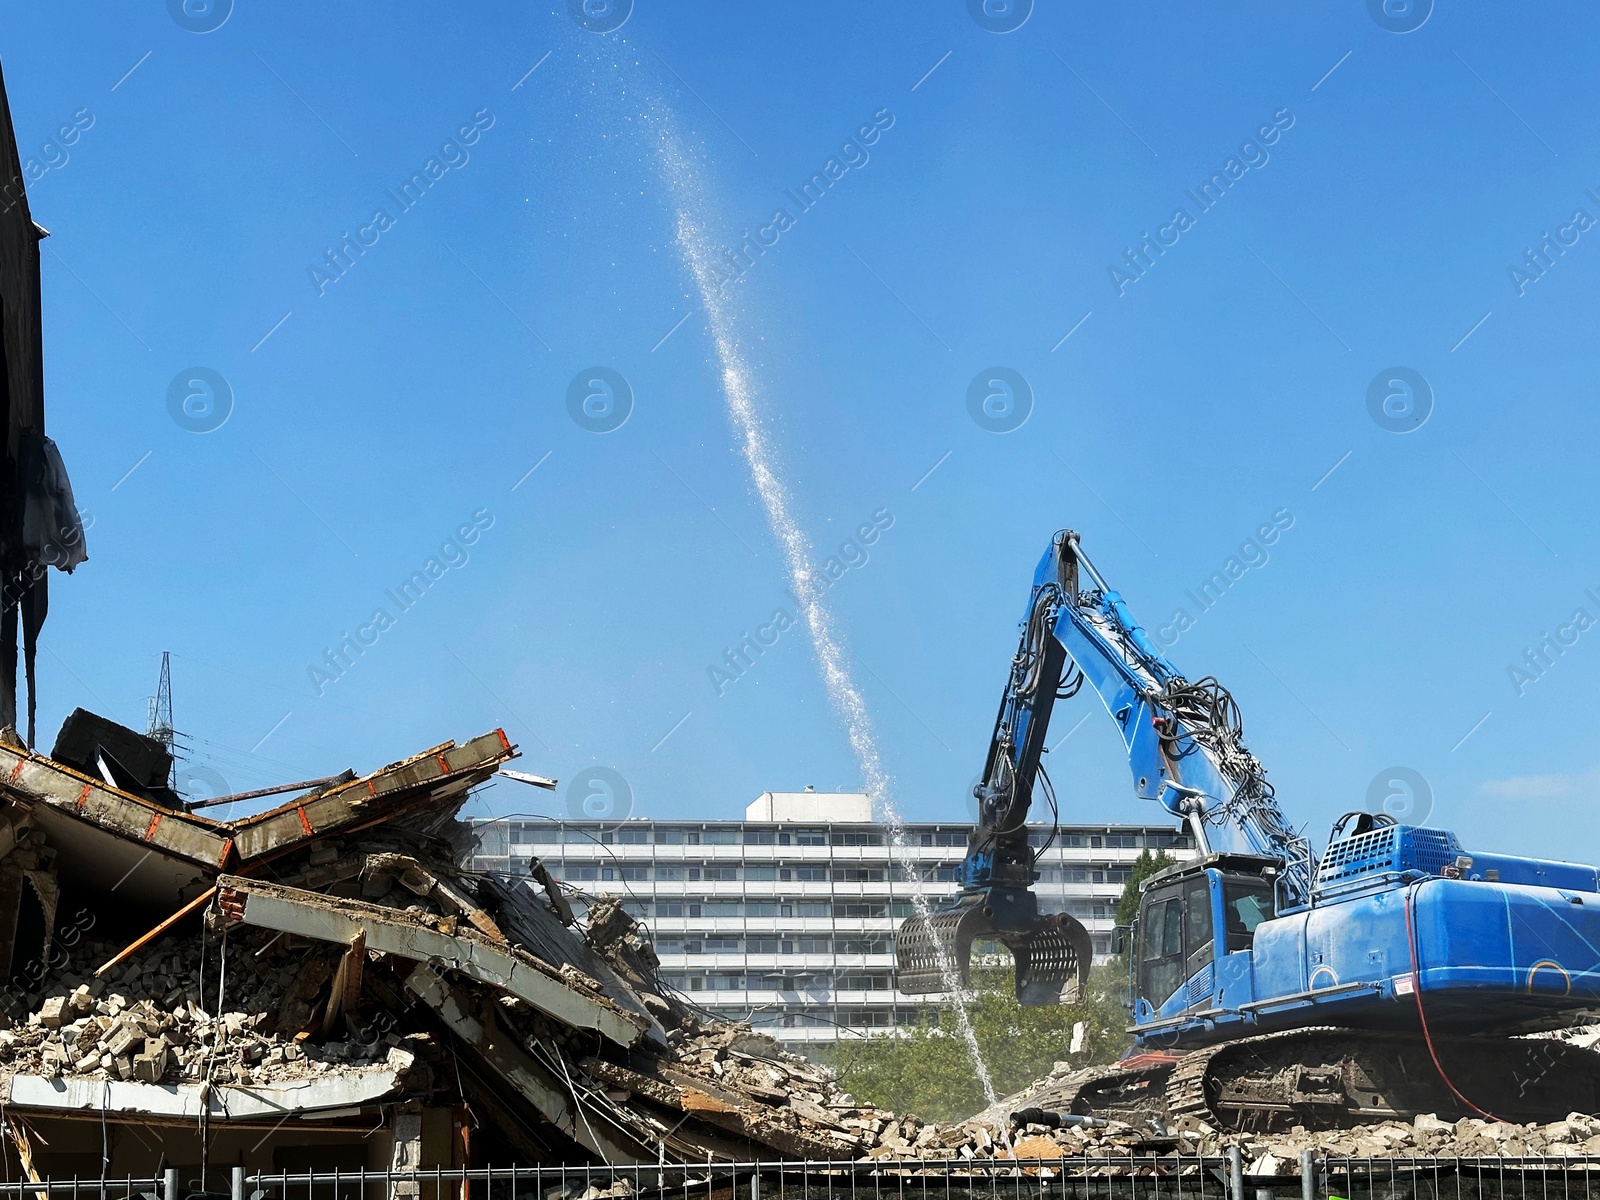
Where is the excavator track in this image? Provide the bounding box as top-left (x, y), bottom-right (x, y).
top-left (1185, 1029), bottom-right (1600, 1132)
top-left (1058, 1030), bottom-right (1600, 1133)
top-left (1162, 1043), bottom-right (1215, 1127)
top-left (1049, 1059), bottom-right (1175, 1127)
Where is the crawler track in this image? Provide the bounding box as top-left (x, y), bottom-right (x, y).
top-left (1059, 1030), bottom-right (1600, 1133)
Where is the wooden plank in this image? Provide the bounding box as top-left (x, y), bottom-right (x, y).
top-left (95, 886), bottom-right (215, 977)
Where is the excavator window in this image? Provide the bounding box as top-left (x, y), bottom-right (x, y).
top-left (1222, 877), bottom-right (1275, 952)
top-left (1140, 879), bottom-right (1213, 1010)
top-left (1140, 887), bottom-right (1185, 1007)
top-left (1183, 876), bottom-right (1214, 984)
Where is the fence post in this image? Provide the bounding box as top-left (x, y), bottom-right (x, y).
top-left (231, 1167), bottom-right (244, 1200)
top-left (1299, 1151), bottom-right (1314, 1200)
top-left (750, 1166), bottom-right (760, 1200)
top-left (1228, 1146), bottom-right (1244, 1200)
top-left (163, 1168), bottom-right (179, 1200)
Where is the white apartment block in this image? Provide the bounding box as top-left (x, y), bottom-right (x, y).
top-left (469, 791), bottom-right (1192, 1050)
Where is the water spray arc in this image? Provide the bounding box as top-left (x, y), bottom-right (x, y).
top-left (645, 113), bottom-right (998, 1107)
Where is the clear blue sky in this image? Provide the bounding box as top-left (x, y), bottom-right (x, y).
top-left (8, 2), bottom-right (1600, 859)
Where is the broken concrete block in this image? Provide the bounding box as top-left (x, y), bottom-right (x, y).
top-left (105, 1023), bottom-right (141, 1058)
top-left (132, 1053), bottom-right (162, 1083)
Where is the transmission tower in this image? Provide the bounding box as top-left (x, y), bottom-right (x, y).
top-left (146, 652), bottom-right (174, 785)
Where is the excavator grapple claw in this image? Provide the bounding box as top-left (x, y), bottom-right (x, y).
top-left (896, 899), bottom-right (1092, 1006)
top-left (1004, 912), bottom-right (1094, 1007)
top-left (895, 903), bottom-right (984, 994)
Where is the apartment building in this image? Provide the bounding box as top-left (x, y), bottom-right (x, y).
top-left (469, 790), bottom-right (1191, 1049)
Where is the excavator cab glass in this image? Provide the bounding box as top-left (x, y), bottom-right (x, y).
top-left (1138, 870), bottom-right (1253, 1013)
top-left (1221, 876), bottom-right (1274, 952)
top-left (1139, 880), bottom-right (1210, 1010)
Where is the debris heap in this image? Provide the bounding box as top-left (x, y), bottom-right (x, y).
top-left (0, 934), bottom-right (401, 1087)
top-left (1205, 1112), bottom-right (1600, 1167)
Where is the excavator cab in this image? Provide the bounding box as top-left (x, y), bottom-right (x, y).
top-left (1131, 856), bottom-right (1278, 1020)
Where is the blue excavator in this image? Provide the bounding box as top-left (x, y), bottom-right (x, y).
top-left (896, 530), bottom-right (1600, 1129)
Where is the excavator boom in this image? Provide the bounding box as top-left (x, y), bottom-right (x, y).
top-left (896, 529), bottom-right (1310, 1004)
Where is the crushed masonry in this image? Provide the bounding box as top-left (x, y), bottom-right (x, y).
top-left (3, 708), bottom-right (1600, 1180)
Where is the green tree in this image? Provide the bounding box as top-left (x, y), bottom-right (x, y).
top-left (824, 958), bottom-right (1131, 1123)
top-left (1114, 849), bottom-right (1173, 936)
top-left (826, 851), bottom-right (1175, 1123)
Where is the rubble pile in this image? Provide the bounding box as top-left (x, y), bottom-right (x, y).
top-left (1, 717), bottom-right (1075, 1166)
top-left (1201, 1112), bottom-right (1600, 1167)
top-left (0, 934), bottom-right (399, 1086)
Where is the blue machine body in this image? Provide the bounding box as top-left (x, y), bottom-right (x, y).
top-left (1133, 828), bottom-right (1600, 1048)
top-left (914, 529), bottom-right (1600, 1047)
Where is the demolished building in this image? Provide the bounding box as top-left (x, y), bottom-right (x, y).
top-left (10, 710), bottom-right (1600, 1190)
top-left (0, 713), bottom-right (1034, 1184)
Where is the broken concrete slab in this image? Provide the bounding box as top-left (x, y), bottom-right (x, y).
top-left (404, 964), bottom-right (650, 1164)
top-left (215, 875), bottom-right (650, 1049)
top-left (0, 728), bottom-right (514, 909)
top-left (5, 1062), bottom-right (410, 1120)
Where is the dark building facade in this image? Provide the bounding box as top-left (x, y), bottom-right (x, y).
top-left (0, 60), bottom-right (85, 744)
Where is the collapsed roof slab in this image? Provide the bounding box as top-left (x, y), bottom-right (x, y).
top-left (228, 732), bottom-right (515, 864)
top-left (215, 876), bottom-right (650, 1050)
top-left (0, 730), bottom-right (514, 908)
top-left (5, 1059), bottom-right (411, 1123)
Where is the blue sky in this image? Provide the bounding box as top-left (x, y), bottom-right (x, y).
top-left (7, 1), bottom-right (1600, 859)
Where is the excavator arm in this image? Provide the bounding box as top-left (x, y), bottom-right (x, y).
top-left (896, 529), bottom-right (1314, 1006)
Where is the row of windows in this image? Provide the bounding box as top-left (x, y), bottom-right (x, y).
top-left (489, 822), bottom-right (1188, 851)
top-left (654, 934), bottom-right (891, 955)
top-left (545, 863), bottom-right (1137, 884)
top-left (1045, 899), bottom-right (1111, 920)
top-left (579, 897), bottom-right (1111, 922)
top-left (1038, 866), bottom-right (1134, 884)
top-left (506, 826), bottom-right (882, 847)
top-left (737, 1008), bottom-right (922, 1029)
top-left (549, 863), bottom-right (944, 884)
top-left (662, 971), bottom-right (897, 992)
top-left (628, 899), bottom-right (922, 919)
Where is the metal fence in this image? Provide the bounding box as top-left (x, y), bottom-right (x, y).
top-left (8, 1155), bottom-right (1600, 1200)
